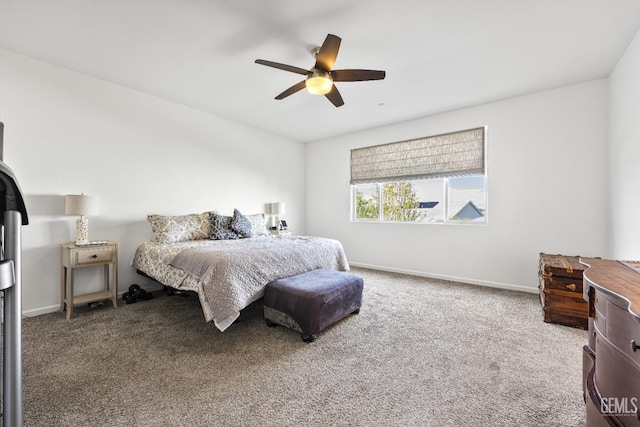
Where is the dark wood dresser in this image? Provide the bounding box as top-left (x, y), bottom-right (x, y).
top-left (582, 258), bottom-right (640, 426)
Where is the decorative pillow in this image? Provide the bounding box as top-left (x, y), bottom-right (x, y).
top-left (245, 213), bottom-right (269, 236)
top-left (231, 209), bottom-right (252, 238)
top-left (147, 213), bottom-right (210, 244)
top-left (209, 212), bottom-right (240, 240)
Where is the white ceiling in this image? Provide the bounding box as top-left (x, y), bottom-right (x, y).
top-left (1, 1), bottom-right (640, 143)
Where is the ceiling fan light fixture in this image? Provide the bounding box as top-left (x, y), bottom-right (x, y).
top-left (255, 34), bottom-right (385, 106)
top-left (305, 69), bottom-right (333, 95)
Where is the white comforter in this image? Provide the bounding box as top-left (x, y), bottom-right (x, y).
top-left (131, 235), bottom-right (350, 331)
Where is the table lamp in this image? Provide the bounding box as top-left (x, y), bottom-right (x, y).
top-left (271, 201), bottom-right (285, 230)
top-left (65, 194), bottom-right (99, 245)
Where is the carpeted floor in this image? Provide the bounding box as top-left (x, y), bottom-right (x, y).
top-left (21, 267), bottom-right (587, 426)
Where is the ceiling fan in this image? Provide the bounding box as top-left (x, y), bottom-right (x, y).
top-left (255, 34), bottom-right (386, 107)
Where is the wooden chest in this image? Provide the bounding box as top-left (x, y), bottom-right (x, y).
top-left (538, 253), bottom-right (588, 329)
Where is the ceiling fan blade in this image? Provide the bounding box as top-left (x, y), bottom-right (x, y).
top-left (331, 69), bottom-right (386, 82)
top-left (315, 34), bottom-right (341, 71)
top-left (325, 85), bottom-right (344, 107)
top-left (275, 81), bottom-right (307, 100)
top-left (255, 59), bottom-right (309, 75)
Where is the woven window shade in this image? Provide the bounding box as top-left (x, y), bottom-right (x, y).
top-left (350, 127), bottom-right (485, 184)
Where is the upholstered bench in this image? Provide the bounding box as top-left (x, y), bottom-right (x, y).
top-left (264, 269), bottom-right (364, 342)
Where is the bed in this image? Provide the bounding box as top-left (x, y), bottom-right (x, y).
top-left (131, 211), bottom-right (350, 331)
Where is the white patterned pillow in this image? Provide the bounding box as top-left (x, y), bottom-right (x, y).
top-left (147, 213), bottom-right (210, 244)
top-left (245, 213), bottom-right (269, 236)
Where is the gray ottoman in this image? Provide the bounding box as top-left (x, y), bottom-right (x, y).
top-left (264, 269), bottom-right (363, 342)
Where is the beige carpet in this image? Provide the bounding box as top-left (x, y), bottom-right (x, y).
top-left (21, 267), bottom-right (587, 426)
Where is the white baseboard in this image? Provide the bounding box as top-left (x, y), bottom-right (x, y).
top-left (22, 304), bottom-right (61, 318)
top-left (21, 267), bottom-right (535, 318)
top-left (349, 262), bottom-right (538, 294)
top-left (22, 290), bottom-right (131, 318)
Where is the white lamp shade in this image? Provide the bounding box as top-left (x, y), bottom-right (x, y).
top-left (65, 194), bottom-right (99, 216)
top-left (271, 202), bottom-right (285, 215)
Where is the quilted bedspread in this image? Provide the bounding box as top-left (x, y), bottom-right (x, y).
top-left (131, 236), bottom-right (350, 331)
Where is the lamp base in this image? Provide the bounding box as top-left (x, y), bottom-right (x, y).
top-left (75, 218), bottom-right (89, 245)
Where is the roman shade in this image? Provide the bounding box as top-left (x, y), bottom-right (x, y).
top-left (350, 127), bottom-right (485, 184)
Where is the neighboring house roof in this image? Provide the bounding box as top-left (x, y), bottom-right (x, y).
top-left (418, 201), bottom-right (439, 209)
top-left (452, 201), bottom-right (484, 220)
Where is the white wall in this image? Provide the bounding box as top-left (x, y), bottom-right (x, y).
top-left (306, 80), bottom-right (609, 292)
top-left (609, 30), bottom-right (640, 260)
top-left (0, 48), bottom-right (305, 316)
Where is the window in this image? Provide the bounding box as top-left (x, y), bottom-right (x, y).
top-left (354, 183), bottom-right (380, 220)
top-left (351, 127), bottom-right (487, 224)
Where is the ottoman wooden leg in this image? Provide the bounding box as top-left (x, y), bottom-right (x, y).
top-left (302, 333), bottom-right (317, 343)
top-left (266, 319), bottom-right (278, 328)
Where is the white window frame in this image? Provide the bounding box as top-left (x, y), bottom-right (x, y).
top-left (351, 176), bottom-right (487, 224)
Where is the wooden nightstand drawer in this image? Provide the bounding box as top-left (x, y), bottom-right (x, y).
top-left (73, 246), bottom-right (115, 266)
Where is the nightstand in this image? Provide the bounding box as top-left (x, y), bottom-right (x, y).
top-left (59, 241), bottom-right (118, 319)
top-left (269, 230), bottom-right (292, 236)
